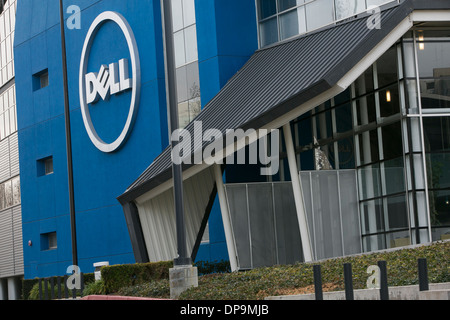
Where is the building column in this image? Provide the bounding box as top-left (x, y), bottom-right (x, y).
top-left (283, 123), bottom-right (314, 262)
top-left (7, 277), bottom-right (21, 300)
top-left (213, 164), bottom-right (238, 272)
top-left (0, 278), bottom-right (7, 300)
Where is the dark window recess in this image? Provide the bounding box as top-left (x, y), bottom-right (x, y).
top-left (37, 156), bottom-right (53, 176)
top-left (40, 232), bottom-right (57, 251)
top-left (32, 69), bottom-right (49, 91)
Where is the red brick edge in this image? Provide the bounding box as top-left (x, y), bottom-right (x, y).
top-left (81, 295), bottom-right (170, 300)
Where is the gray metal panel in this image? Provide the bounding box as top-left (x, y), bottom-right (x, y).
top-left (12, 205), bottom-right (23, 275)
top-left (0, 208), bottom-right (14, 278)
top-left (9, 133), bottom-right (20, 178)
top-left (118, 1), bottom-right (434, 203)
top-left (0, 138), bottom-right (10, 183)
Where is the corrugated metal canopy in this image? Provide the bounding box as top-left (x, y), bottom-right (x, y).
top-left (118, 0), bottom-right (444, 204)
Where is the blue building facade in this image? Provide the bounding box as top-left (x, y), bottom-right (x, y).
top-left (14, 0), bottom-right (257, 279)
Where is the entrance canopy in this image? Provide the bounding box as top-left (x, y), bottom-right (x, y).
top-left (118, 0), bottom-right (450, 264)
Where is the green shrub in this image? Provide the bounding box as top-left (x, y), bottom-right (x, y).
top-left (82, 280), bottom-right (106, 296)
top-left (180, 241), bottom-right (450, 300)
top-left (194, 260), bottom-right (231, 275)
top-left (101, 261), bottom-right (173, 294)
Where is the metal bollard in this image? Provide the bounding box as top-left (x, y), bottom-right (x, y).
top-left (418, 258), bottom-right (429, 291)
top-left (343, 263), bottom-right (354, 300)
top-left (313, 265), bottom-right (323, 300)
top-left (377, 261), bottom-right (389, 300)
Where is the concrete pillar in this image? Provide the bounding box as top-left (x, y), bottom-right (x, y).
top-left (8, 277), bottom-right (21, 300)
top-left (169, 265), bottom-right (198, 299)
top-left (213, 164), bottom-right (238, 272)
top-left (283, 123), bottom-right (313, 262)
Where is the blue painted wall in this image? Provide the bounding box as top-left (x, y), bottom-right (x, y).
top-left (15, 0), bottom-right (257, 279)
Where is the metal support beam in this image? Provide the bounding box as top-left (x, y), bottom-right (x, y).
top-left (161, 0), bottom-right (191, 266)
top-left (59, 0), bottom-right (78, 267)
top-left (213, 164), bottom-right (238, 272)
top-left (282, 123), bottom-right (313, 262)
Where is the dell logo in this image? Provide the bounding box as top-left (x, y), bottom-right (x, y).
top-left (85, 58), bottom-right (132, 104)
top-left (79, 12), bottom-right (141, 153)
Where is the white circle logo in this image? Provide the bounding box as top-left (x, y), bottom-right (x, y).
top-left (79, 11), bottom-right (141, 153)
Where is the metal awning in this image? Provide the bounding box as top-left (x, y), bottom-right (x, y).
top-left (118, 1), bottom-right (419, 205)
top-left (117, 0), bottom-right (450, 264)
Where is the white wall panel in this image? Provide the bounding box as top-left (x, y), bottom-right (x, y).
top-left (137, 167), bottom-right (215, 262)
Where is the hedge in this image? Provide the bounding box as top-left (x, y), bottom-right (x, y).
top-left (179, 241), bottom-right (450, 300)
top-left (101, 261), bottom-right (173, 294)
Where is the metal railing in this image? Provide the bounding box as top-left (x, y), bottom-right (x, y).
top-left (312, 258), bottom-right (431, 300)
top-left (38, 273), bottom-right (85, 300)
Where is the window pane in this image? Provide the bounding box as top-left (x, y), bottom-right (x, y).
top-left (338, 137), bottom-right (355, 169)
top-left (183, 0), bottom-right (196, 27)
top-left (189, 97), bottom-right (201, 121)
top-left (279, 9), bottom-right (299, 40)
top-left (259, 0), bottom-right (277, 19)
top-left (383, 157), bottom-right (405, 195)
top-left (176, 66), bottom-right (188, 103)
top-left (174, 30), bottom-right (186, 67)
top-left (380, 84), bottom-right (400, 118)
top-left (386, 195), bottom-right (409, 230)
top-left (356, 94), bottom-right (377, 125)
top-left (359, 163), bottom-right (382, 199)
top-left (260, 17), bottom-right (278, 47)
top-left (376, 46), bottom-right (398, 88)
top-left (305, 0), bottom-right (334, 32)
top-left (278, 0), bottom-right (302, 12)
top-left (186, 61), bottom-right (200, 100)
top-left (335, 102), bottom-right (352, 133)
top-left (423, 117), bottom-right (450, 153)
top-left (420, 77), bottom-right (450, 109)
top-left (429, 189), bottom-right (450, 228)
top-left (184, 25), bottom-right (198, 63)
top-left (416, 42), bottom-right (450, 79)
top-left (171, 0), bottom-right (184, 32)
top-left (12, 177), bottom-right (20, 206)
top-left (427, 152), bottom-right (450, 190)
top-left (178, 101), bottom-right (190, 129)
top-left (358, 129), bottom-right (379, 165)
top-left (335, 0), bottom-right (362, 20)
top-left (381, 122), bottom-right (403, 160)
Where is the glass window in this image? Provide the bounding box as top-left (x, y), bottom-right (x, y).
top-left (358, 129), bottom-right (379, 165)
top-left (305, 0), bottom-right (334, 32)
top-left (183, 0), bottom-right (196, 27)
top-left (279, 9), bottom-right (299, 41)
top-left (381, 122), bottom-right (403, 160)
top-left (376, 46), bottom-right (398, 88)
top-left (260, 17), bottom-right (278, 47)
top-left (172, 0), bottom-right (184, 32)
top-left (386, 195), bottom-right (409, 230)
top-left (359, 163), bottom-right (382, 200)
top-left (423, 117), bottom-right (450, 153)
top-left (278, 0), bottom-right (301, 12)
top-left (379, 84), bottom-right (400, 118)
top-left (416, 42), bottom-right (450, 79)
top-left (174, 30), bottom-right (186, 68)
top-left (184, 25), bottom-right (198, 63)
top-left (383, 157), bottom-right (405, 195)
top-left (259, 0), bottom-right (277, 20)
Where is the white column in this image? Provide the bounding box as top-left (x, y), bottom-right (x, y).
top-left (283, 123), bottom-right (314, 262)
top-left (213, 164), bottom-right (238, 272)
top-left (7, 277), bottom-right (20, 300)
